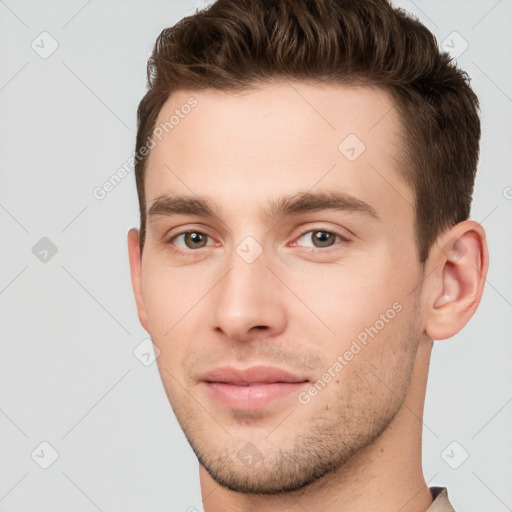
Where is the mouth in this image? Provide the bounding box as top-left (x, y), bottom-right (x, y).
top-left (200, 365), bottom-right (309, 409)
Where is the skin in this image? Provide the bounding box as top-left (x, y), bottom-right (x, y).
top-left (127, 81), bottom-right (488, 511)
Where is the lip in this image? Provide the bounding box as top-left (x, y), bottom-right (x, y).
top-left (200, 365), bottom-right (309, 409)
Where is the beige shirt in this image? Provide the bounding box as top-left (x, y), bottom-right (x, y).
top-left (427, 487), bottom-right (455, 511)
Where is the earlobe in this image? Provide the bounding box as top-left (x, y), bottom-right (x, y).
top-left (127, 228), bottom-right (151, 334)
top-left (424, 221), bottom-right (488, 341)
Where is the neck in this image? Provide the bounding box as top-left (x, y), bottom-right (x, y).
top-left (199, 338), bottom-right (435, 512)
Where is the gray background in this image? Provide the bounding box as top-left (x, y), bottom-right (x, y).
top-left (0, 1), bottom-right (511, 510)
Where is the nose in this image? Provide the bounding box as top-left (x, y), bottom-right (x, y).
top-left (210, 247), bottom-right (288, 343)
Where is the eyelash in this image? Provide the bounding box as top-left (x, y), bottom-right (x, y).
top-left (166, 228), bottom-right (348, 255)
top-left (293, 228), bottom-right (348, 253)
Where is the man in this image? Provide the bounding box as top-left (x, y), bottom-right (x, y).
top-left (127, 0), bottom-right (488, 510)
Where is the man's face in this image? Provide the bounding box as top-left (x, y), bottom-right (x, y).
top-left (134, 82), bottom-right (426, 493)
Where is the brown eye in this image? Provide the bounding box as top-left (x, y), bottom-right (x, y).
top-left (312, 231), bottom-right (337, 247)
top-left (172, 231), bottom-right (210, 249)
top-left (184, 232), bottom-right (207, 248)
top-left (296, 229), bottom-right (343, 249)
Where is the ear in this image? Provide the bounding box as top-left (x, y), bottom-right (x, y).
top-left (127, 228), bottom-right (151, 333)
top-left (423, 220), bottom-right (489, 340)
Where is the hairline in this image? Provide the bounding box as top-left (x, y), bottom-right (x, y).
top-left (139, 80), bottom-right (421, 260)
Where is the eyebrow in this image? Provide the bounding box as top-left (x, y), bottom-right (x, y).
top-left (147, 190), bottom-right (380, 222)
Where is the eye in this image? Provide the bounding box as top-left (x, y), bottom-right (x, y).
top-left (170, 231), bottom-right (215, 250)
top-left (294, 229), bottom-right (347, 249)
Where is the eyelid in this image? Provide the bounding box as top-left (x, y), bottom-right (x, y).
top-left (164, 223), bottom-right (214, 239)
top-left (163, 224), bottom-right (350, 253)
top-left (290, 227), bottom-right (350, 250)
top-left (167, 230), bottom-right (218, 248)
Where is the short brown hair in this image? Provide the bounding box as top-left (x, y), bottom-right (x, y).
top-left (135, 0), bottom-right (480, 263)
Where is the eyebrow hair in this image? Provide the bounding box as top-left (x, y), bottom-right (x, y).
top-left (147, 190), bottom-right (380, 222)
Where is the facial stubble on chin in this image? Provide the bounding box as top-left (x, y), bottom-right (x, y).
top-left (159, 298), bottom-right (422, 495)
top-left (185, 396), bottom-right (402, 495)
top-left (169, 351), bottom-right (418, 494)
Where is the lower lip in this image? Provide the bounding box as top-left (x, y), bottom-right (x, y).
top-left (203, 382), bottom-right (308, 409)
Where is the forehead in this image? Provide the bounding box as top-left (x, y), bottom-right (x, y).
top-left (144, 81), bottom-right (413, 227)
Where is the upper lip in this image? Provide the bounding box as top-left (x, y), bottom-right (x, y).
top-left (200, 365), bottom-right (309, 385)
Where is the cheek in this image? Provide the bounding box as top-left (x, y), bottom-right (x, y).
top-left (141, 251), bottom-right (203, 325)
top-left (140, 257), bottom-right (217, 377)
top-left (141, 277), bottom-right (173, 336)
top-left (285, 261), bottom-right (402, 333)
top-left (319, 304), bottom-right (418, 420)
